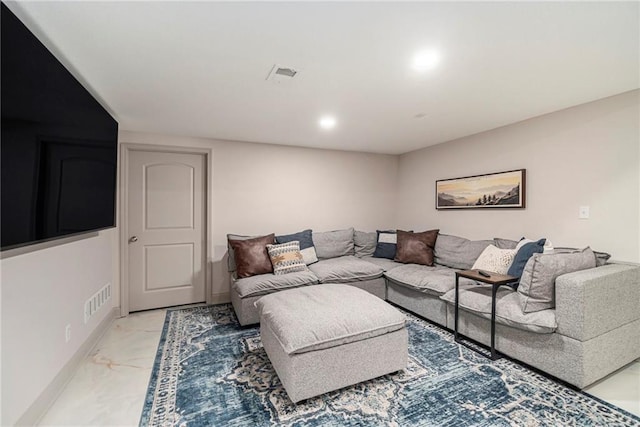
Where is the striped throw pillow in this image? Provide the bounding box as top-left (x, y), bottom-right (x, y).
top-left (266, 241), bottom-right (308, 275)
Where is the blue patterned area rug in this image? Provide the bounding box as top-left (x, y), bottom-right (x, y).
top-left (140, 304), bottom-right (639, 426)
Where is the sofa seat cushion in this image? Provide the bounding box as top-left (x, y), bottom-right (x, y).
top-left (384, 264), bottom-right (470, 296)
top-left (232, 270), bottom-right (319, 298)
top-left (255, 284), bottom-right (406, 355)
top-left (308, 255), bottom-right (384, 283)
top-left (440, 283), bottom-right (557, 334)
top-left (361, 256), bottom-right (404, 272)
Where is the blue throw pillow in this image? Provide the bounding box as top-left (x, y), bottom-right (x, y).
top-left (507, 238), bottom-right (546, 283)
top-left (373, 230), bottom-right (397, 259)
top-left (275, 229), bottom-right (318, 265)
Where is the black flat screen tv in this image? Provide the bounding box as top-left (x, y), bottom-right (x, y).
top-left (1, 3), bottom-right (118, 251)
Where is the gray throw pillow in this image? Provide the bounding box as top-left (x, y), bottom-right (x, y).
top-left (354, 230), bottom-right (377, 258)
top-left (593, 251), bottom-right (611, 267)
top-left (554, 247), bottom-right (611, 267)
top-left (434, 234), bottom-right (493, 269)
top-left (518, 247), bottom-right (596, 313)
top-left (312, 228), bottom-right (355, 259)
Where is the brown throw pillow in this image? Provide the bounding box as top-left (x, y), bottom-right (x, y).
top-left (228, 234), bottom-right (275, 278)
top-left (395, 229), bottom-right (439, 266)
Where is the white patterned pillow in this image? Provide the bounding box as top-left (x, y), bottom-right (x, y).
top-left (266, 241), bottom-right (308, 275)
top-left (471, 244), bottom-right (517, 275)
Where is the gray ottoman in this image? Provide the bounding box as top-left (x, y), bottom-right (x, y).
top-left (255, 284), bottom-right (408, 403)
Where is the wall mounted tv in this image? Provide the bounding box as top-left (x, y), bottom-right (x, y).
top-left (1, 3), bottom-right (118, 251)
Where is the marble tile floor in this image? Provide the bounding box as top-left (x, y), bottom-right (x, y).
top-left (38, 308), bottom-right (640, 426)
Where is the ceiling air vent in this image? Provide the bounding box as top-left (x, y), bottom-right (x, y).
top-left (266, 64), bottom-right (298, 83)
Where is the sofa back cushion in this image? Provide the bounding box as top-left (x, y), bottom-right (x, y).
top-left (395, 229), bottom-right (439, 266)
top-left (518, 247), bottom-right (596, 313)
top-left (434, 234), bottom-right (493, 269)
top-left (354, 230), bottom-right (377, 258)
top-left (228, 233), bottom-right (276, 278)
top-left (493, 237), bottom-right (519, 250)
top-left (276, 229), bottom-right (318, 265)
top-left (312, 228), bottom-right (355, 259)
top-left (554, 247), bottom-right (611, 267)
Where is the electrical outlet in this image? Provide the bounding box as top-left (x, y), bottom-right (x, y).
top-left (65, 324), bottom-right (71, 343)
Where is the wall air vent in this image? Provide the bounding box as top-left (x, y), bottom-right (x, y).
top-left (84, 282), bottom-right (111, 324)
top-left (266, 64), bottom-right (298, 83)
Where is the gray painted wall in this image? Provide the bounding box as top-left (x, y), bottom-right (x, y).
top-left (118, 131), bottom-right (400, 300)
top-left (1, 231), bottom-right (115, 425)
top-left (397, 90), bottom-right (639, 262)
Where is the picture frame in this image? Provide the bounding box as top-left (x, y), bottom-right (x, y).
top-left (436, 169), bottom-right (526, 210)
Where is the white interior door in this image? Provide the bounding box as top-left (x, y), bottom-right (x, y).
top-left (127, 150), bottom-right (206, 311)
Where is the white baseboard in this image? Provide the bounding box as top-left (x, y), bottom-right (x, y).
top-left (211, 292), bottom-right (231, 304)
top-left (16, 307), bottom-right (118, 426)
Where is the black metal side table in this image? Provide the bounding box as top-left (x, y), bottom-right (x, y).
top-left (454, 270), bottom-right (518, 360)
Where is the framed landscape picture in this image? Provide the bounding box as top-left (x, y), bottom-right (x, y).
top-left (436, 169), bottom-right (526, 210)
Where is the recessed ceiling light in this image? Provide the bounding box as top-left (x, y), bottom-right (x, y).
top-left (319, 116), bottom-right (337, 130)
top-left (412, 49), bottom-right (440, 72)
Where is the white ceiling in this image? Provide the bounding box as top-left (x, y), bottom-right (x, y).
top-left (8, 1), bottom-right (639, 155)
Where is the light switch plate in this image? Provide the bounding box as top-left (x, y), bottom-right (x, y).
top-left (579, 206), bottom-right (590, 219)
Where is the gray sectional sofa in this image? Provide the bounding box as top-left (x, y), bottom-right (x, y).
top-left (228, 227), bottom-right (640, 389)
top-left (230, 228), bottom-right (387, 326)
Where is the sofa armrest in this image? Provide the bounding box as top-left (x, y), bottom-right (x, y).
top-left (555, 263), bottom-right (640, 341)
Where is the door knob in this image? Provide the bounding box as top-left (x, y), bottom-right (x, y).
top-left (129, 236), bottom-right (138, 243)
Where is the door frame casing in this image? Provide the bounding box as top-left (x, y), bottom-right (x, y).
top-left (119, 143), bottom-right (213, 317)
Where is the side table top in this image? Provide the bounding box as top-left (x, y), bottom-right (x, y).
top-left (456, 269), bottom-right (518, 285)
